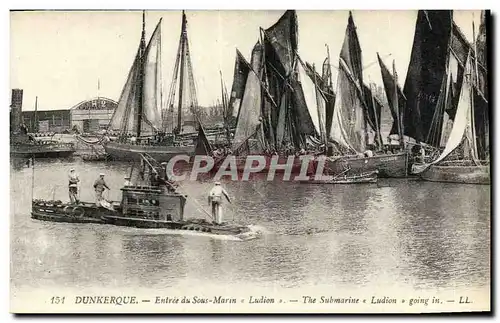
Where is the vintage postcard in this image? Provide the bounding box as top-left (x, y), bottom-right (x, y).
top-left (9, 9), bottom-right (490, 314)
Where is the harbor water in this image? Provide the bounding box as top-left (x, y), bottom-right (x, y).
top-left (10, 158), bottom-right (490, 305)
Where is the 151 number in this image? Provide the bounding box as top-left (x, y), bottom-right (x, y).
top-left (50, 296), bottom-right (65, 304)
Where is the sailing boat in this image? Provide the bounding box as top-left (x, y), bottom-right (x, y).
top-left (104, 11), bottom-right (197, 162)
top-left (410, 10), bottom-right (489, 163)
top-left (412, 51), bottom-right (489, 185)
top-left (210, 11), bottom-right (318, 175)
top-left (317, 11), bottom-right (409, 178)
top-left (402, 10), bottom-right (453, 145)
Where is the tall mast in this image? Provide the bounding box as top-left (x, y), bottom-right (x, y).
top-left (470, 22), bottom-right (479, 161)
top-left (313, 63), bottom-right (327, 147)
top-left (219, 70), bottom-right (226, 119)
top-left (219, 70), bottom-right (231, 144)
top-left (393, 60), bottom-right (404, 148)
top-left (136, 10), bottom-right (146, 138)
top-left (369, 81), bottom-right (382, 150)
top-left (325, 44), bottom-right (333, 88)
top-left (34, 96), bottom-right (38, 133)
top-left (176, 11), bottom-right (187, 133)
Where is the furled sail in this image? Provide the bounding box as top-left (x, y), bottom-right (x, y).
top-left (228, 49), bottom-right (250, 119)
top-left (232, 41), bottom-right (264, 151)
top-left (403, 10), bottom-right (453, 143)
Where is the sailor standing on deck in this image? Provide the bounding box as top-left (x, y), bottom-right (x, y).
top-left (208, 182), bottom-right (232, 225)
top-left (68, 168), bottom-right (80, 204)
top-left (93, 173), bottom-right (110, 205)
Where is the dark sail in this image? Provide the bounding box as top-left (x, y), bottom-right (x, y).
top-left (473, 87), bottom-right (489, 160)
top-left (263, 10), bottom-right (298, 76)
top-left (194, 123), bottom-right (212, 156)
top-left (476, 10), bottom-right (488, 98)
top-left (228, 49), bottom-right (250, 119)
top-left (262, 31), bottom-right (286, 145)
top-left (321, 57), bottom-right (336, 135)
top-left (377, 54), bottom-right (405, 136)
top-left (324, 87), bottom-right (336, 137)
top-left (290, 76), bottom-right (318, 138)
top-left (474, 10), bottom-right (488, 159)
top-left (402, 10), bottom-right (453, 143)
top-left (341, 12), bottom-right (364, 87)
top-left (447, 22), bottom-right (473, 120)
top-left (426, 71), bottom-right (452, 147)
top-left (362, 84), bottom-right (382, 139)
top-left (262, 10), bottom-right (319, 149)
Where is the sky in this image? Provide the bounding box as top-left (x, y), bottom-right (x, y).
top-left (10, 10), bottom-right (482, 111)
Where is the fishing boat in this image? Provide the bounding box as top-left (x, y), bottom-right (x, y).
top-left (412, 44), bottom-right (489, 185)
top-left (402, 10), bottom-right (454, 146)
top-left (316, 12), bottom-right (409, 178)
top-left (208, 11), bottom-right (327, 175)
top-left (417, 161), bottom-right (489, 185)
top-left (193, 11), bottom-right (317, 176)
top-left (10, 138), bottom-right (76, 159)
top-left (103, 11), bottom-right (200, 162)
top-left (31, 153), bottom-right (256, 238)
top-left (397, 11), bottom-right (460, 162)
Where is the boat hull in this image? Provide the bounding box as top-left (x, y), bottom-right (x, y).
top-left (307, 170), bottom-right (378, 184)
top-left (420, 164), bottom-right (490, 185)
top-left (212, 155), bottom-right (308, 174)
top-left (104, 141), bottom-right (195, 162)
top-left (10, 147), bottom-right (76, 158)
top-left (322, 151), bottom-right (410, 178)
top-left (30, 199), bottom-right (251, 236)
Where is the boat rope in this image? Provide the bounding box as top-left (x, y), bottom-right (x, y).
top-left (170, 183), bottom-right (214, 221)
top-left (74, 134), bottom-right (107, 145)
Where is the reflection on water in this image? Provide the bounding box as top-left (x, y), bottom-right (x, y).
top-left (10, 160), bottom-right (490, 293)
